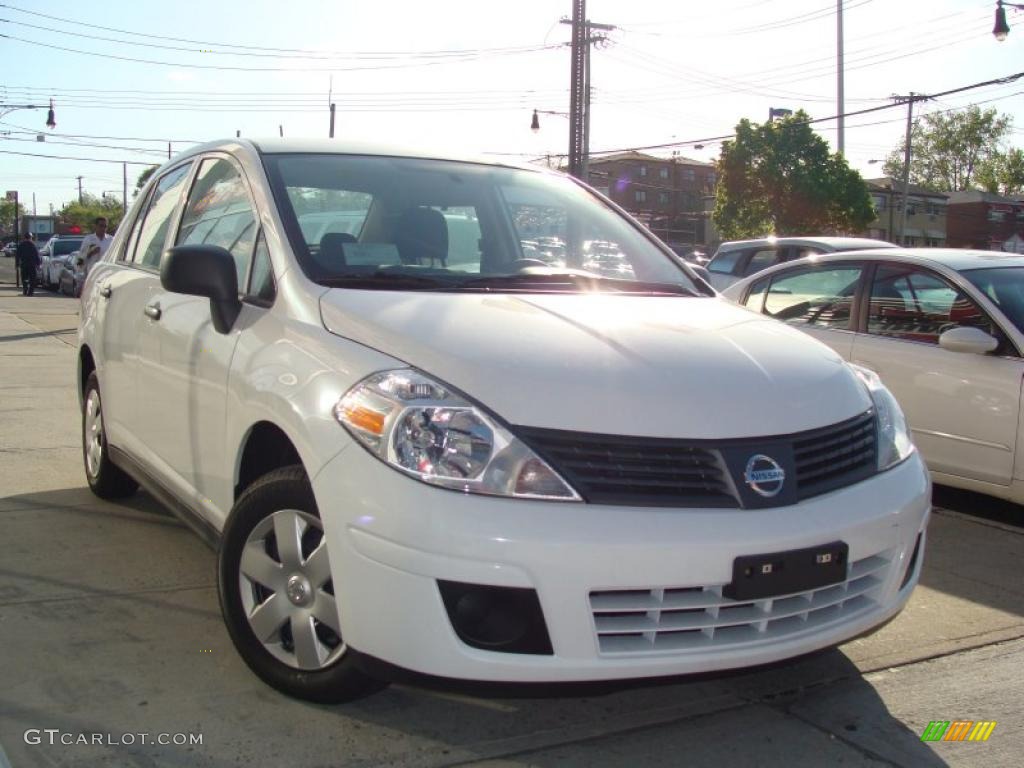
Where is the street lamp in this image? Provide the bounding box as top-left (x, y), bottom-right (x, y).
top-left (994, 1), bottom-right (1024, 40)
top-left (0, 100), bottom-right (56, 127)
top-left (530, 109), bottom-right (570, 133)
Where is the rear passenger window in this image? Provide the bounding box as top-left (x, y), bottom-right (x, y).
top-left (177, 157), bottom-right (258, 289)
top-left (763, 266), bottom-right (861, 329)
top-left (132, 164), bottom-right (192, 268)
top-left (743, 248), bottom-right (780, 277)
top-left (708, 249), bottom-right (744, 274)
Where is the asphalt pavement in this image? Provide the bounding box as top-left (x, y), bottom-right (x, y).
top-left (0, 255), bottom-right (1021, 768)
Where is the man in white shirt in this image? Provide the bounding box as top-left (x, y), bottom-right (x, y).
top-left (80, 216), bottom-right (113, 276)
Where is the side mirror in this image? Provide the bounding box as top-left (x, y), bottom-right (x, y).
top-left (938, 326), bottom-right (998, 355)
top-left (161, 244), bottom-right (242, 334)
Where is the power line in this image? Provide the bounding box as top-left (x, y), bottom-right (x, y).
top-left (0, 2), bottom-right (562, 57)
top-left (1, 33), bottom-right (564, 73)
top-left (0, 149), bottom-right (157, 165)
top-left (587, 70), bottom-right (1024, 156)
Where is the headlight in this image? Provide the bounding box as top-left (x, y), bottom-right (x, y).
top-left (334, 370), bottom-right (580, 501)
top-left (848, 364), bottom-right (915, 471)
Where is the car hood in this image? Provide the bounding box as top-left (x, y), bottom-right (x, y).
top-left (319, 290), bottom-right (871, 438)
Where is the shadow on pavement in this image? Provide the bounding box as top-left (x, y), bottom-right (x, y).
top-left (327, 650), bottom-right (947, 766)
top-left (933, 484), bottom-right (1024, 529)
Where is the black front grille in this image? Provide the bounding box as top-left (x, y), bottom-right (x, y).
top-left (516, 410), bottom-right (878, 509)
top-left (515, 428), bottom-right (736, 508)
top-left (793, 410), bottom-right (877, 500)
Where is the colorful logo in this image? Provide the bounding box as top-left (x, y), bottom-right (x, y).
top-left (920, 721), bottom-right (997, 742)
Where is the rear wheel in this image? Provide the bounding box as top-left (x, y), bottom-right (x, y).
top-left (218, 465), bottom-right (387, 703)
top-left (82, 372), bottom-right (138, 499)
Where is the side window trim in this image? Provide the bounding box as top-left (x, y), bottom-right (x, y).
top-left (175, 152), bottom-right (261, 296)
top-left (243, 228), bottom-right (277, 308)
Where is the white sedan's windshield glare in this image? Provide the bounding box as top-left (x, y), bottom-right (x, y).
top-left (265, 155), bottom-right (698, 292)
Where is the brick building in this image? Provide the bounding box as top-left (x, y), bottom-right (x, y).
top-left (945, 190), bottom-right (1024, 252)
top-left (583, 151), bottom-right (717, 249)
top-left (863, 177), bottom-right (948, 246)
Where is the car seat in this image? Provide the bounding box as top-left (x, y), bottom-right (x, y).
top-left (394, 207), bottom-right (448, 267)
top-left (318, 232), bottom-right (357, 269)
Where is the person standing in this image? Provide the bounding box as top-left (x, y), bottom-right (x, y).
top-left (16, 233), bottom-right (40, 296)
top-left (80, 216), bottom-right (113, 277)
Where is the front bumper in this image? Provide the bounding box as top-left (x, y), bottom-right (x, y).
top-left (313, 446), bottom-right (930, 683)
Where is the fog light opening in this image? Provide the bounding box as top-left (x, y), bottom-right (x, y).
top-left (900, 532), bottom-right (923, 591)
top-left (438, 580), bottom-right (553, 655)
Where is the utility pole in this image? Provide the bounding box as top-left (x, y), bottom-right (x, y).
top-left (123, 163), bottom-right (128, 214)
top-left (167, 142), bottom-right (172, 160)
top-left (893, 93), bottom-right (918, 245)
top-left (329, 103), bottom-right (336, 138)
top-left (76, 176), bottom-right (83, 204)
top-left (837, 0), bottom-right (845, 155)
top-left (561, 2), bottom-right (614, 181)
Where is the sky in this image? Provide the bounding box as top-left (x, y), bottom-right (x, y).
top-left (1, 0), bottom-right (1022, 215)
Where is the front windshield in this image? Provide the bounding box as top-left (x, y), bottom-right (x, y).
top-left (263, 154), bottom-right (702, 295)
top-left (963, 266), bottom-right (1024, 335)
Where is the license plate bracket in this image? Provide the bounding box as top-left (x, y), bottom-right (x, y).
top-left (723, 541), bottom-right (849, 601)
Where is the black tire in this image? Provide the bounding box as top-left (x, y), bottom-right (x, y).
top-left (82, 372), bottom-right (139, 499)
top-left (218, 465), bottom-right (387, 703)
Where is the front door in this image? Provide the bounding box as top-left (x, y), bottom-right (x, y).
top-left (134, 155), bottom-right (259, 517)
top-left (851, 263), bottom-right (1023, 486)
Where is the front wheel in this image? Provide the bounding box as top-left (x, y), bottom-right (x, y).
top-left (218, 465), bottom-right (387, 703)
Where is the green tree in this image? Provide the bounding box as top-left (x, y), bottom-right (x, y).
top-left (882, 105), bottom-right (1012, 192)
top-left (0, 200), bottom-right (26, 238)
top-left (134, 165), bottom-right (158, 197)
top-left (713, 111), bottom-right (874, 239)
top-left (975, 148), bottom-right (1024, 196)
top-left (58, 193), bottom-right (125, 231)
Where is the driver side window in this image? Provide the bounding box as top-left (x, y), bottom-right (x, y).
top-left (867, 266), bottom-right (994, 345)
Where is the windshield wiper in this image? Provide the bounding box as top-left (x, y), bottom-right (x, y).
top-left (455, 272), bottom-right (698, 296)
top-left (318, 270), bottom-right (457, 290)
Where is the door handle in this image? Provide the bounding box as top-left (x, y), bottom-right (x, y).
top-left (144, 303), bottom-right (162, 320)
top-left (99, 285), bottom-right (112, 299)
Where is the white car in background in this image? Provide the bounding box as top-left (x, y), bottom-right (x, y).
top-left (77, 139), bottom-right (929, 703)
top-left (723, 248), bottom-right (1024, 505)
top-left (705, 236), bottom-right (898, 291)
top-left (40, 236), bottom-right (85, 290)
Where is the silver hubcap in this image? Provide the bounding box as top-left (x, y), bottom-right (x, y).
top-left (84, 389), bottom-right (104, 479)
top-left (238, 509), bottom-right (344, 670)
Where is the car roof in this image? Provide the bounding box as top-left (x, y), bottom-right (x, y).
top-left (715, 236), bottom-right (898, 252)
top-left (172, 138), bottom-right (544, 174)
top-left (730, 248), bottom-right (1024, 284)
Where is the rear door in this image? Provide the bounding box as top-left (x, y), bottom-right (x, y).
top-left (741, 263), bottom-right (865, 359)
top-left (94, 163), bottom-right (193, 456)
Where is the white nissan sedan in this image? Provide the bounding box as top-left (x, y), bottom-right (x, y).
top-left (77, 140), bottom-right (929, 703)
top-left (722, 249), bottom-right (1024, 506)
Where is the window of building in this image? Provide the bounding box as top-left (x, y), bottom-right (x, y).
top-left (658, 192), bottom-right (669, 204)
top-left (682, 169), bottom-right (696, 182)
top-left (635, 190), bottom-right (647, 203)
top-left (659, 167), bottom-right (669, 179)
top-left (872, 195), bottom-right (887, 213)
top-left (989, 209), bottom-right (1007, 222)
top-left (639, 165), bottom-right (647, 177)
